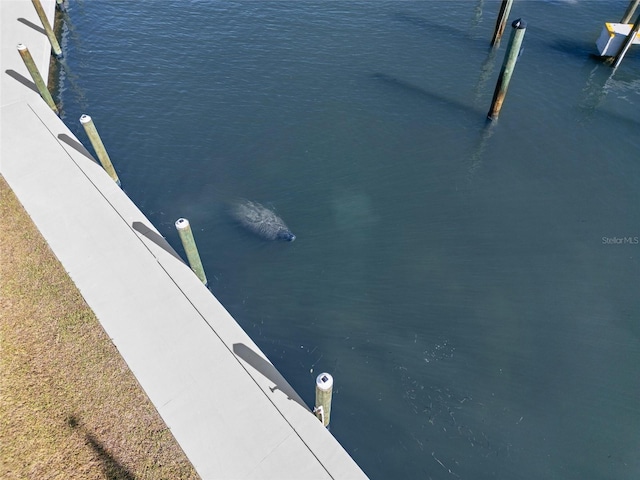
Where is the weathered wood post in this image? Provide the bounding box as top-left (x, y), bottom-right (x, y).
top-left (621, 0), bottom-right (640, 24)
top-left (488, 19), bottom-right (527, 120)
top-left (175, 218), bottom-right (208, 286)
top-left (31, 0), bottom-right (63, 58)
top-left (314, 372), bottom-right (333, 428)
top-left (491, 0), bottom-right (514, 46)
top-left (613, 13), bottom-right (640, 69)
top-left (79, 114), bottom-right (121, 186)
top-left (16, 44), bottom-right (59, 114)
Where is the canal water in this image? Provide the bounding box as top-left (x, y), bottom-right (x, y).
top-left (55, 1), bottom-right (639, 478)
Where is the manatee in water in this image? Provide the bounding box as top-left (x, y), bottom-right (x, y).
top-left (229, 200), bottom-right (296, 242)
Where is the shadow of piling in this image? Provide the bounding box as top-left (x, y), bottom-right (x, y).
top-left (393, 11), bottom-right (481, 45)
top-left (67, 415), bottom-right (137, 480)
top-left (132, 221), bottom-right (184, 262)
top-left (57, 133), bottom-right (96, 162)
top-left (233, 343), bottom-right (309, 411)
top-left (371, 72), bottom-right (484, 119)
top-left (4, 69), bottom-right (39, 94)
top-left (17, 17), bottom-right (46, 35)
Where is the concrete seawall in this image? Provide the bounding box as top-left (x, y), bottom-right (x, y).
top-left (0, 1), bottom-right (367, 478)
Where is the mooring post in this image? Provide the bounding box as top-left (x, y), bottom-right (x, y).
top-left (16, 44), bottom-right (59, 114)
top-left (314, 372), bottom-right (333, 428)
top-left (491, 0), bottom-right (514, 47)
top-left (613, 13), bottom-right (640, 69)
top-left (31, 0), bottom-right (63, 58)
top-left (488, 19), bottom-right (527, 120)
top-left (79, 114), bottom-right (121, 186)
top-left (175, 218), bottom-right (208, 286)
top-left (621, 0), bottom-right (640, 24)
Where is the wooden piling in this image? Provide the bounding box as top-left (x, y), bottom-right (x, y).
top-left (16, 44), bottom-right (59, 114)
top-left (314, 373), bottom-right (333, 428)
top-left (79, 115), bottom-right (121, 186)
top-left (31, 0), bottom-right (63, 58)
top-left (488, 19), bottom-right (527, 121)
top-left (175, 218), bottom-right (208, 286)
top-left (621, 0), bottom-right (640, 24)
top-left (613, 13), bottom-right (640, 69)
top-left (491, 0), bottom-right (514, 47)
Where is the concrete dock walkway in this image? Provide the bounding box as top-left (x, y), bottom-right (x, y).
top-left (0, 1), bottom-right (367, 478)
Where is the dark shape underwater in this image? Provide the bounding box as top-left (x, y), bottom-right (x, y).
top-left (229, 199), bottom-right (296, 242)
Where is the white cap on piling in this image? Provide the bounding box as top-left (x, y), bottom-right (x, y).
top-left (79, 114), bottom-right (92, 124)
top-left (17, 43), bottom-right (27, 51)
top-left (175, 218), bottom-right (190, 230)
top-left (316, 372), bottom-right (333, 391)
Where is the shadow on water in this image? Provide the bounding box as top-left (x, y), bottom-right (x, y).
top-left (580, 105), bottom-right (640, 128)
top-left (67, 415), bottom-right (136, 480)
top-left (233, 343), bottom-right (309, 411)
top-left (132, 221), bottom-right (184, 262)
top-left (392, 11), bottom-right (484, 47)
top-left (546, 38), bottom-right (597, 59)
top-left (4, 69), bottom-right (38, 94)
top-left (17, 17), bottom-right (45, 35)
top-left (371, 72), bottom-right (484, 119)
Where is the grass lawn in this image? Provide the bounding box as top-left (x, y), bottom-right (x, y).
top-left (0, 176), bottom-right (200, 479)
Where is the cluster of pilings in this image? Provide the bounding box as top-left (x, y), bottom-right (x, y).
top-left (17, 0), bottom-right (338, 430)
top-left (487, 5), bottom-right (526, 121)
top-left (487, 0), bottom-right (639, 120)
top-left (19, 0), bottom-right (209, 286)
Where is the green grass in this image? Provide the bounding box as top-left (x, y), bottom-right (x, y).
top-left (0, 176), bottom-right (200, 479)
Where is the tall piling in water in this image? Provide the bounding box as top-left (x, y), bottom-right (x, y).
top-left (31, 0), bottom-right (63, 58)
top-left (488, 19), bottom-right (527, 120)
top-left (613, 13), bottom-right (640, 69)
top-left (491, 0), bottom-right (514, 46)
top-left (16, 44), bottom-right (59, 114)
top-left (175, 218), bottom-right (208, 286)
top-left (621, 0), bottom-right (640, 24)
top-left (79, 114), bottom-right (121, 186)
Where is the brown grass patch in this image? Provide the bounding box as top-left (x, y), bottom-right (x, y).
top-left (0, 176), bottom-right (200, 479)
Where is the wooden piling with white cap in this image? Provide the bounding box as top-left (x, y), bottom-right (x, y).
top-left (175, 218), bottom-right (208, 286)
top-left (314, 372), bottom-right (333, 428)
top-left (16, 44), bottom-right (59, 114)
top-left (79, 114), bottom-right (121, 186)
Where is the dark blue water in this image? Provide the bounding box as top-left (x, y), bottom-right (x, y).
top-left (56, 1), bottom-right (639, 478)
